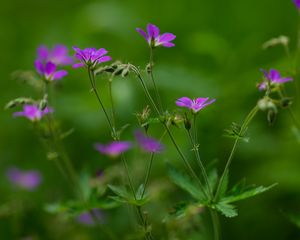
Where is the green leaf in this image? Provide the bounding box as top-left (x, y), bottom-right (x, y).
top-left (218, 171), bottom-right (229, 198)
top-left (108, 184), bottom-right (149, 207)
top-left (214, 202), bottom-right (238, 218)
top-left (167, 164), bottom-right (206, 202)
top-left (222, 181), bottom-right (276, 204)
top-left (207, 168), bottom-right (218, 193)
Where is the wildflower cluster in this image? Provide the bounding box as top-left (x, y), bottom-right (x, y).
top-left (6, 9), bottom-right (300, 239)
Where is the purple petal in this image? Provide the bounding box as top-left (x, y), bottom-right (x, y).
top-left (95, 141), bottom-right (132, 157)
top-left (161, 42), bottom-right (175, 47)
top-left (201, 98), bottom-right (216, 108)
top-left (294, 0), bottom-right (300, 9)
top-left (274, 77), bottom-right (293, 84)
top-left (176, 97), bottom-right (193, 108)
top-left (135, 131), bottom-right (164, 153)
top-left (159, 33), bottom-right (176, 43)
top-left (45, 62), bottom-right (56, 76)
top-left (6, 167), bottom-right (42, 190)
top-left (72, 62), bottom-right (85, 68)
top-left (260, 68), bottom-right (269, 79)
top-left (97, 56), bottom-right (112, 63)
top-left (34, 60), bottom-right (44, 75)
top-left (52, 70), bottom-right (68, 80)
top-left (136, 28), bottom-right (148, 41)
top-left (147, 24), bottom-right (160, 38)
top-left (258, 81), bottom-right (267, 91)
top-left (269, 69), bottom-right (280, 80)
top-left (37, 45), bottom-right (49, 61)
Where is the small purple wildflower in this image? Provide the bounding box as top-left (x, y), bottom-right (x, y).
top-left (94, 141), bottom-right (132, 157)
top-left (77, 209), bottom-right (104, 226)
top-left (6, 167), bottom-right (42, 191)
top-left (293, 0), bottom-right (300, 9)
top-left (176, 97), bottom-right (216, 113)
top-left (136, 23), bottom-right (176, 48)
top-left (37, 44), bottom-right (73, 66)
top-left (72, 47), bottom-right (112, 68)
top-left (13, 104), bottom-right (52, 121)
top-left (258, 69), bottom-right (293, 91)
top-left (34, 61), bottom-right (68, 81)
top-left (135, 130), bottom-right (164, 153)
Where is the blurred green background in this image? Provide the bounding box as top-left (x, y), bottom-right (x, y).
top-left (1, 0), bottom-right (300, 239)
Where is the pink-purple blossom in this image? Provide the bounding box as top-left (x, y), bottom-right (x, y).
top-left (76, 209), bottom-right (104, 226)
top-left (135, 130), bottom-right (164, 153)
top-left (13, 104), bottom-right (52, 121)
top-left (176, 97), bottom-right (216, 113)
top-left (293, 0), bottom-right (300, 9)
top-left (136, 23), bottom-right (176, 48)
top-left (94, 141), bottom-right (132, 157)
top-left (72, 47), bottom-right (112, 68)
top-left (35, 61), bottom-right (68, 81)
top-left (37, 44), bottom-right (73, 66)
top-left (258, 69), bottom-right (293, 90)
top-left (6, 167), bottom-right (42, 191)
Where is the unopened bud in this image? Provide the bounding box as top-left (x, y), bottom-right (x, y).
top-left (280, 98), bottom-right (293, 108)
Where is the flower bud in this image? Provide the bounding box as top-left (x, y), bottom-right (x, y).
top-left (267, 109), bottom-right (277, 125)
top-left (257, 98), bottom-right (276, 112)
top-left (280, 97), bottom-right (293, 108)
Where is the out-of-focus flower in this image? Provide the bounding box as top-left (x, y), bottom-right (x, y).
top-left (136, 23), bottom-right (176, 48)
top-left (176, 97), bottom-right (216, 113)
top-left (72, 47), bottom-right (112, 68)
top-left (37, 44), bottom-right (73, 65)
top-left (94, 141), bottom-right (132, 157)
top-left (293, 0), bottom-right (300, 9)
top-left (13, 104), bottom-right (52, 121)
top-left (35, 61), bottom-right (68, 81)
top-left (76, 209), bottom-right (104, 226)
top-left (6, 167), bottom-right (42, 190)
top-left (258, 69), bottom-right (293, 90)
top-left (135, 130), bottom-right (164, 153)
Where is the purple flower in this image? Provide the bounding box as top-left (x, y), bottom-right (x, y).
top-left (72, 47), bottom-right (112, 68)
top-left (37, 44), bottom-right (73, 66)
top-left (293, 0), bottom-right (300, 9)
top-left (258, 69), bottom-right (293, 90)
top-left (35, 61), bottom-right (68, 81)
top-left (176, 97), bottom-right (216, 113)
top-left (76, 209), bottom-right (104, 226)
top-left (6, 167), bottom-right (42, 190)
top-left (13, 104), bottom-right (52, 121)
top-left (136, 23), bottom-right (176, 48)
top-left (135, 130), bottom-right (164, 153)
top-left (94, 141), bottom-right (132, 157)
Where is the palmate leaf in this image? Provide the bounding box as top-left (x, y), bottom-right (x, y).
top-left (214, 202), bottom-right (238, 218)
top-left (221, 180), bottom-right (276, 204)
top-left (167, 164), bottom-right (206, 203)
top-left (108, 184), bottom-right (149, 207)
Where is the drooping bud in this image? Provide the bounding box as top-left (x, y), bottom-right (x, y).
top-left (280, 97), bottom-right (293, 108)
top-left (39, 95), bottom-right (48, 111)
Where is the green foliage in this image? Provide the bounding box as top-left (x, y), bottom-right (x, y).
top-left (108, 184), bottom-right (149, 207)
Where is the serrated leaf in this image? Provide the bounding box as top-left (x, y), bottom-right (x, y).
top-left (214, 202), bottom-right (238, 218)
top-left (108, 184), bottom-right (131, 199)
top-left (222, 182), bottom-right (276, 204)
top-left (207, 168), bottom-right (218, 193)
top-left (167, 164), bottom-right (206, 202)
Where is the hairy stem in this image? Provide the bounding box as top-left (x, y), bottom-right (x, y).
top-left (214, 105), bottom-right (259, 201)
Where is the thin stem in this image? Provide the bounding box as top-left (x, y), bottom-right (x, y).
top-left (288, 108), bottom-right (300, 130)
top-left (134, 70), bottom-right (208, 198)
top-left (149, 48), bottom-right (163, 113)
top-left (187, 129), bottom-right (212, 198)
top-left (88, 68), bottom-right (116, 139)
top-left (209, 209), bottom-right (220, 240)
top-left (141, 153), bottom-right (154, 199)
top-left (108, 79), bottom-right (117, 129)
top-left (214, 105), bottom-right (259, 201)
top-left (164, 123), bottom-right (209, 199)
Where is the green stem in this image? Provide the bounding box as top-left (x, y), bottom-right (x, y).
top-left (141, 153), bottom-right (154, 199)
top-left (214, 105), bottom-right (259, 201)
top-left (88, 68), bottom-right (116, 139)
top-left (187, 129), bottom-right (212, 198)
top-left (209, 209), bottom-right (220, 240)
top-left (149, 48), bottom-right (163, 113)
top-left (164, 123), bottom-right (209, 199)
top-left (108, 79), bottom-right (117, 129)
